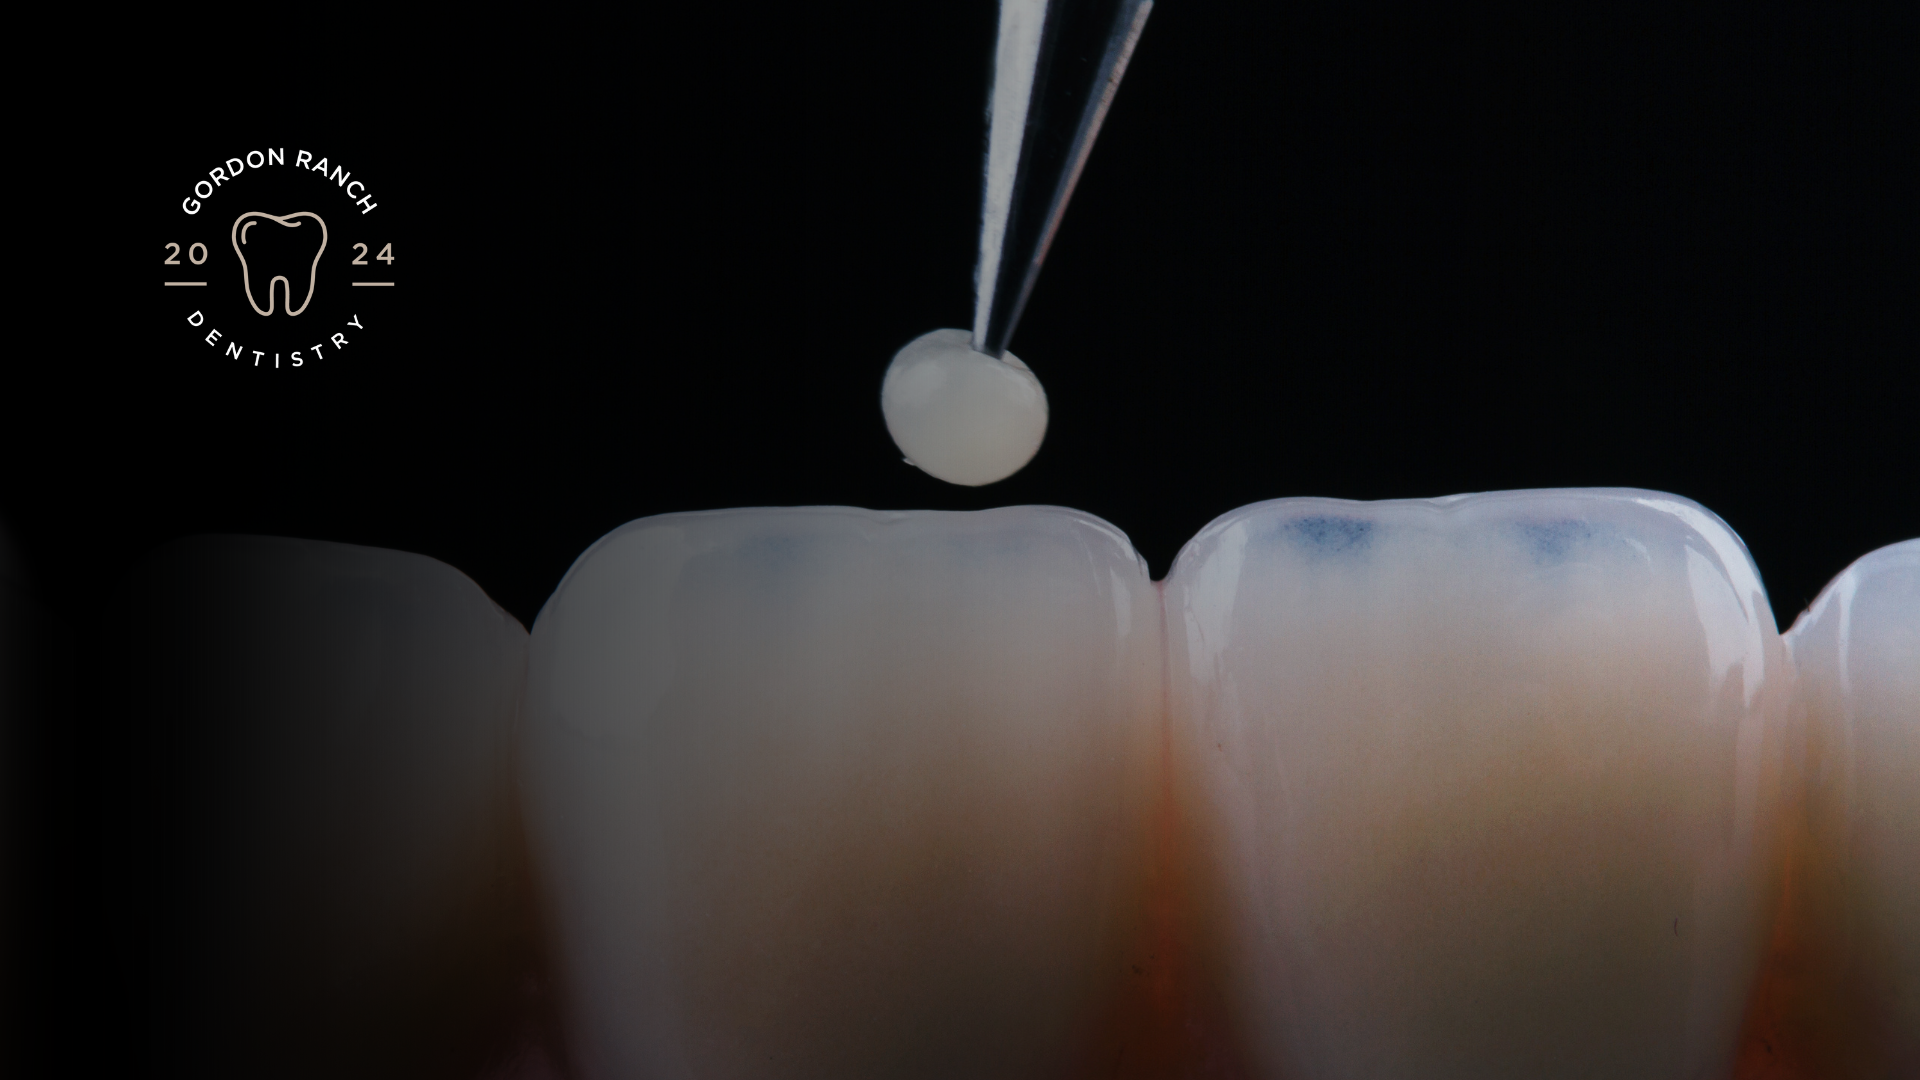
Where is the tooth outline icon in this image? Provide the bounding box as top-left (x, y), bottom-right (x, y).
top-left (231, 211), bottom-right (328, 316)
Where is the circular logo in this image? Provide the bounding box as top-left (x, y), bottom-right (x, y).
top-left (161, 147), bottom-right (403, 371)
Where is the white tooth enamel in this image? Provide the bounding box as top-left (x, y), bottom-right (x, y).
top-left (231, 211), bottom-right (328, 316)
top-left (127, 536), bottom-right (529, 1076)
top-left (1166, 489), bottom-right (1789, 1078)
top-left (1758, 538), bottom-right (1920, 1070)
top-left (523, 506), bottom-right (1160, 1078)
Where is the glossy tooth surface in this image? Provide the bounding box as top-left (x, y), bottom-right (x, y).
top-left (1739, 539), bottom-right (1920, 1077)
top-left (113, 536), bottom-right (534, 1079)
top-left (523, 507), bottom-right (1161, 1078)
top-left (1167, 489), bottom-right (1789, 1078)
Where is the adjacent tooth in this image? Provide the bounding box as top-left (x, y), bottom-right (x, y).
top-left (1737, 539), bottom-right (1920, 1077)
top-left (1166, 490), bottom-right (1789, 1078)
top-left (111, 536), bottom-right (534, 1079)
top-left (231, 212), bottom-right (328, 316)
top-left (522, 507), bottom-right (1162, 1078)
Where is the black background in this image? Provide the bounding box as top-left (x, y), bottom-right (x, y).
top-left (6, 3), bottom-right (1916, 1072)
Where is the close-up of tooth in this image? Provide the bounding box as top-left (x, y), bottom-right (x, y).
top-left (108, 536), bottom-right (537, 1080)
top-left (1738, 539), bottom-right (1920, 1078)
top-left (231, 211), bottom-right (328, 316)
top-left (16, 2), bottom-right (1909, 1075)
top-left (521, 507), bottom-right (1163, 1079)
top-left (1166, 490), bottom-right (1790, 1078)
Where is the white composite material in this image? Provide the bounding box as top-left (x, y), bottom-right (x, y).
top-left (881, 328), bottom-right (1049, 487)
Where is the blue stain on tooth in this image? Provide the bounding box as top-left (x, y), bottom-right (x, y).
top-left (1512, 519), bottom-right (1597, 565)
top-left (1283, 516), bottom-right (1375, 557)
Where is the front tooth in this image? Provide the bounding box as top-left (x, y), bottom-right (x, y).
top-left (112, 536), bottom-right (535, 1078)
top-left (1738, 539), bottom-right (1920, 1076)
top-left (522, 507), bottom-right (1162, 1078)
top-left (1167, 489), bottom-right (1789, 1078)
top-left (230, 211), bottom-right (328, 316)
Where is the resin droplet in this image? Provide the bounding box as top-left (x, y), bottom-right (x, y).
top-left (881, 329), bottom-right (1047, 487)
